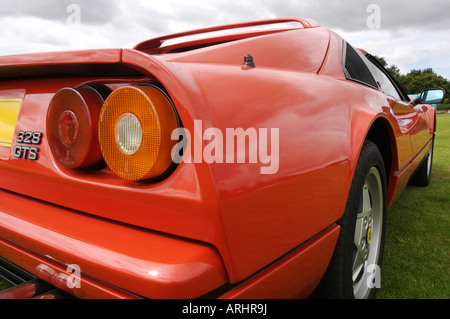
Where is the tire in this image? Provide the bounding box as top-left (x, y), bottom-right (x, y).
top-left (314, 140), bottom-right (387, 299)
top-left (409, 139), bottom-right (434, 187)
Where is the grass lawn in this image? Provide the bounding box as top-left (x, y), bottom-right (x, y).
top-left (0, 278), bottom-right (9, 291)
top-left (377, 113), bottom-right (450, 299)
top-left (0, 115), bottom-right (449, 299)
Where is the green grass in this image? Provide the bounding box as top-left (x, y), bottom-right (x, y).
top-left (1, 115), bottom-right (449, 298)
top-left (377, 113), bottom-right (450, 299)
top-left (0, 279), bottom-right (10, 291)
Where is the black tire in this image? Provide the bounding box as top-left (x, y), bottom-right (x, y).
top-left (314, 140), bottom-right (387, 299)
top-left (409, 139), bottom-right (434, 187)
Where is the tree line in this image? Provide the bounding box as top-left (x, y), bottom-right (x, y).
top-left (375, 56), bottom-right (450, 108)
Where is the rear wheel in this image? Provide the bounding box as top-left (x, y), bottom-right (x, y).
top-left (409, 139), bottom-right (434, 187)
top-left (315, 140), bottom-right (387, 299)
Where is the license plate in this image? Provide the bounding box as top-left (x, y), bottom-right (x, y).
top-left (0, 99), bottom-right (22, 148)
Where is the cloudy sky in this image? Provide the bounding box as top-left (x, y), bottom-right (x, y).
top-left (1, 0), bottom-right (449, 78)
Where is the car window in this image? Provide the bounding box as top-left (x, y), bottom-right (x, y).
top-left (343, 43), bottom-right (378, 89)
top-left (343, 42), bottom-right (407, 101)
top-left (361, 57), bottom-right (402, 100)
top-left (364, 53), bottom-right (410, 102)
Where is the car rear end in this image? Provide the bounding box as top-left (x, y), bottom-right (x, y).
top-left (0, 47), bottom-right (231, 298)
top-left (0, 17), bottom-right (343, 299)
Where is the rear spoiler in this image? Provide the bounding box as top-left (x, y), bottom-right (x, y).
top-left (134, 17), bottom-right (320, 54)
top-left (0, 17), bottom-right (320, 79)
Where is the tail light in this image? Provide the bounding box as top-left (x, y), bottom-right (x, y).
top-left (46, 86), bottom-right (104, 168)
top-left (98, 85), bottom-right (179, 181)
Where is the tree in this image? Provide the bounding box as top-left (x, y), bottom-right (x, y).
top-left (372, 55), bottom-right (449, 96)
top-left (386, 64), bottom-right (402, 79)
top-left (402, 70), bottom-right (449, 95)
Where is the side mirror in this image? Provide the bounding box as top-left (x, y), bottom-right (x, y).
top-left (419, 88), bottom-right (446, 104)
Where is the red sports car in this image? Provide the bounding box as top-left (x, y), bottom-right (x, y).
top-left (0, 17), bottom-right (445, 299)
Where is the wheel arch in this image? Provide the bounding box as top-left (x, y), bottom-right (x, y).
top-left (364, 116), bottom-right (399, 207)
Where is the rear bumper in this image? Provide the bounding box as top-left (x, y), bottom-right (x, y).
top-left (0, 187), bottom-right (340, 299)
top-left (0, 188), bottom-right (228, 299)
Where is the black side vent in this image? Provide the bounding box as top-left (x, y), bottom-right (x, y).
top-left (344, 42), bottom-right (378, 88)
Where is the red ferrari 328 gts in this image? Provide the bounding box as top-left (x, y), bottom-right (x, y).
top-left (0, 18), bottom-right (445, 299)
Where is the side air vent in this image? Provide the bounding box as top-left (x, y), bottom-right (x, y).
top-left (344, 42), bottom-right (378, 89)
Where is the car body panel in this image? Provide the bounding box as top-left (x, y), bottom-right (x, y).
top-left (220, 224), bottom-right (340, 299)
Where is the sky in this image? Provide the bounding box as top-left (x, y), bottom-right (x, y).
top-left (0, 0), bottom-right (449, 78)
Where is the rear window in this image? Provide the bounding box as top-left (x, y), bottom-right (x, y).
top-left (343, 42), bottom-right (378, 89)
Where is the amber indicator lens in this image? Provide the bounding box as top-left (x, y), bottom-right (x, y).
top-left (47, 87), bottom-right (104, 168)
top-left (98, 85), bottom-right (179, 181)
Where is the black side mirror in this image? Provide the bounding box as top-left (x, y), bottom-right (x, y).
top-left (412, 88), bottom-right (446, 105)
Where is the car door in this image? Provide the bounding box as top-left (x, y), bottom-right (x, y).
top-left (363, 55), bottom-right (430, 159)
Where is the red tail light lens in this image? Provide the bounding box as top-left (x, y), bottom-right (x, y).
top-left (58, 110), bottom-right (79, 147)
top-left (47, 86), bottom-right (104, 168)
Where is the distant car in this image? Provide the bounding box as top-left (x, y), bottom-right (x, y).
top-left (0, 17), bottom-right (445, 299)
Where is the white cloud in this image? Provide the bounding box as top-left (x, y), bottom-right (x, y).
top-left (339, 27), bottom-right (450, 77)
top-left (386, 47), bottom-right (420, 65)
top-left (0, 0), bottom-right (449, 78)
